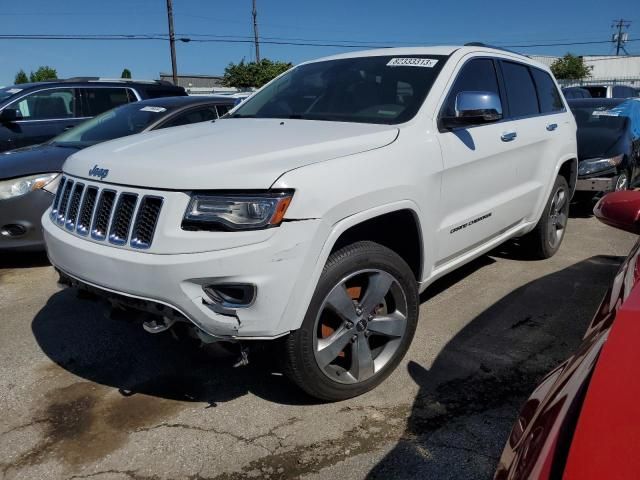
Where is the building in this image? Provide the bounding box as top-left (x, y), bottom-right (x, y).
top-left (530, 54), bottom-right (640, 86)
top-left (158, 73), bottom-right (246, 95)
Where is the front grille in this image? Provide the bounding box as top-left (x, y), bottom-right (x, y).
top-left (53, 176), bottom-right (163, 249)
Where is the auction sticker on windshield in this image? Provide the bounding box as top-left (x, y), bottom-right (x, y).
top-left (387, 58), bottom-right (439, 68)
top-left (140, 106), bottom-right (167, 113)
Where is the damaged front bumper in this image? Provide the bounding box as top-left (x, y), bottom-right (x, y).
top-left (43, 212), bottom-right (321, 339)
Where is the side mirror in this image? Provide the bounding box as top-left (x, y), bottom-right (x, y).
top-left (441, 91), bottom-right (502, 129)
top-left (594, 191), bottom-right (640, 235)
top-left (0, 108), bottom-right (22, 123)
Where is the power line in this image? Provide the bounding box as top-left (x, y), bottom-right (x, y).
top-left (0, 33), bottom-right (638, 51)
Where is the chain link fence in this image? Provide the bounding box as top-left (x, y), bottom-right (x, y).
top-left (558, 77), bottom-right (640, 87)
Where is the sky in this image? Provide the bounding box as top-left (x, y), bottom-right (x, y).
top-left (0, 0), bottom-right (638, 86)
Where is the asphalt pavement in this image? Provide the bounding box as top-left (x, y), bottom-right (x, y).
top-left (0, 211), bottom-right (636, 480)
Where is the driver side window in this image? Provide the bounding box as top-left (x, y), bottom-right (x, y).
top-left (12, 88), bottom-right (76, 120)
top-left (442, 59), bottom-right (500, 118)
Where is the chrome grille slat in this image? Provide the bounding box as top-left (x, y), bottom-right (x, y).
top-left (130, 196), bottom-right (163, 249)
top-left (91, 190), bottom-right (117, 241)
top-left (53, 178), bottom-right (163, 249)
top-left (76, 186), bottom-right (98, 236)
top-left (50, 176), bottom-right (67, 220)
top-left (108, 193), bottom-right (138, 245)
top-left (56, 180), bottom-right (74, 225)
top-left (65, 183), bottom-right (84, 230)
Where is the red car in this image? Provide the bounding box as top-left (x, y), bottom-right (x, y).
top-left (495, 190), bottom-right (640, 480)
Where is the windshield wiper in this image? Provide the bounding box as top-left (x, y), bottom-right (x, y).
top-left (229, 113), bottom-right (256, 118)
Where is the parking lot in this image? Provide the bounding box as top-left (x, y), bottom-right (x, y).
top-left (0, 212), bottom-right (636, 480)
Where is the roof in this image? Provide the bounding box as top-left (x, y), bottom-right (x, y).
top-left (3, 79), bottom-right (180, 91)
top-left (309, 45), bottom-right (531, 64)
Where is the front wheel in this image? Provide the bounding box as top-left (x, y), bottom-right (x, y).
top-left (283, 241), bottom-right (419, 401)
top-left (521, 175), bottom-right (570, 259)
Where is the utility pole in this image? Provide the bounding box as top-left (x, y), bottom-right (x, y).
top-left (252, 0), bottom-right (260, 62)
top-left (612, 19), bottom-right (631, 56)
top-left (166, 0), bottom-right (178, 84)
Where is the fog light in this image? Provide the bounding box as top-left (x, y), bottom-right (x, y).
top-left (203, 284), bottom-right (256, 308)
top-left (1, 224), bottom-right (27, 237)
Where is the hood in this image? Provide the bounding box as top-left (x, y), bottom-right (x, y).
top-left (577, 122), bottom-right (629, 161)
top-left (0, 143), bottom-right (80, 180)
top-left (62, 118), bottom-right (399, 189)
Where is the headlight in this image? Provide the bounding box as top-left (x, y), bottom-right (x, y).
top-left (578, 154), bottom-right (624, 176)
top-left (182, 192), bottom-right (293, 231)
top-left (0, 173), bottom-right (60, 200)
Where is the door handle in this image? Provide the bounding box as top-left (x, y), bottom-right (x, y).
top-left (501, 131), bottom-right (517, 142)
top-left (63, 125), bottom-right (74, 131)
top-left (546, 123), bottom-right (558, 131)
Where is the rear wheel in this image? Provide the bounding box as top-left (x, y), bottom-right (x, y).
top-left (521, 175), bottom-right (570, 259)
top-left (283, 241), bottom-right (419, 401)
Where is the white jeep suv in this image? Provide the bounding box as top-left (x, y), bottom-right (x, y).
top-left (43, 45), bottom-right (577, 401)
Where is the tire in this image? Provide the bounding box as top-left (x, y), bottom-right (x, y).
top-left (521, 175), bottom-right (570, 259)
top-left (283, 241), bottom-right (419, 401)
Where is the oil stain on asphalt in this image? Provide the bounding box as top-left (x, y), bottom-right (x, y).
top-left (5, 380), bottom-right (183, 471)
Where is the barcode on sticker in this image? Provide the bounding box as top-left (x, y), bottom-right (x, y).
top-left (387, 58), bottom-right (439, 68)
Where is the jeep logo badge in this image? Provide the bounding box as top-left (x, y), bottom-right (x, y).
top-left (88, 165), bottom-right (109, 180)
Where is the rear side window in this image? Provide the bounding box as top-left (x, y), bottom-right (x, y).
top-left (531, 68), bottom-right (564, 113)
top-left (12, 88), bottom-right (76, 120)
top-left (442, 58), bottom-right (501, 118)
top-left (501, 61), bottom-right (539, 118)
top-left (82, 88), bottom-right (133, 116)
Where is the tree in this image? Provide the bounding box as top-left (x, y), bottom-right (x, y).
top-left (222, 59), bottom-right (292, 89)
top-left (29, 66), bottom-right (58, 82)
top-left (550, 54), bottom-right (592, 80)
top-left (14, 69), bottom-right (29, 84)
top-left (121, 68), bottom-right (132, 79)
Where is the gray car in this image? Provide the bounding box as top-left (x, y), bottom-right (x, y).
top-left (0, 96), bottom-right (235, 251)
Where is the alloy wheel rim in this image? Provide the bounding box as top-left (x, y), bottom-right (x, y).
top-left (547, 186), bottom-right (568, 249)
top-left (312, 269), bottom-right (408, 385)
top-left (615, 174), bottom-right (628, 191)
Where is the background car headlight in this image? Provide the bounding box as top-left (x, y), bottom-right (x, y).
top-left (578, 154), bottom-right (624, 176)
top-left (0, 173), bottom-right (60, 200)
top-left (182, 192), bottom-right (293, 231)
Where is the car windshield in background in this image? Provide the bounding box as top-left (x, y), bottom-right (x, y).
top-left (571, 103), bottom-right (629, 131)
top-left (51, 103), bottom-right (170, 147)
top-left (0, 87), bottom-right (21, 103)
top-left (230, 55), bottom-right (449, 124)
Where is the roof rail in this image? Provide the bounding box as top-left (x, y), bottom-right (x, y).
top-left (61, 77), bottom-right (175, 86)
top-left (464, 42), bottom-right (520, 55)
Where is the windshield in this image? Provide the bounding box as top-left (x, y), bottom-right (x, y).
top-left (51, 102), bottom-right (170, 147)
top-left (0, 87), bottom-right (23, 103)
top-left (572, 103), bottom-right (629, 131)
top-left (230, 55), bottom-right (448, 124)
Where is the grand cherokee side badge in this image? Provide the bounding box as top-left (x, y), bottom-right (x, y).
top-left (89, 164), bottom-right (109, 180)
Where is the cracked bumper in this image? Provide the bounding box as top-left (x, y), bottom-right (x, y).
top-left (43, 212), bottom-right (322, 338)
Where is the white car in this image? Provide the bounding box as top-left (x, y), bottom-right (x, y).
top-left (43, 45), bottom-right (577, 400)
